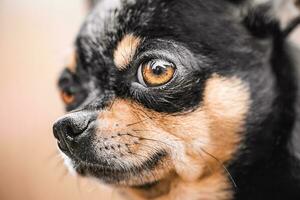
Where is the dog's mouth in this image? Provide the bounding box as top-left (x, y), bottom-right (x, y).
top-left (71, 157), bottom-right (173, 199)
top-left (59, 141), bottom-right (171, 186)
top-left (54, 110), bottom-right (174, 188)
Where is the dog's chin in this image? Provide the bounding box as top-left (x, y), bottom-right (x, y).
top-left (60, 150), bottom-right (170, 187)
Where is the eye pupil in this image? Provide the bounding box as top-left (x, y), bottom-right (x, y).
top-left (152, 65), bottom-right (166, 76)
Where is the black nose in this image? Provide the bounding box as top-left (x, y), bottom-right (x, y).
top-left (53, 111), bottom-right (96, 143)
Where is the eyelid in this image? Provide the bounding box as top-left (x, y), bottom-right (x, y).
top-left (134, 54), bottom-right (174, 68)
top-left (58, 69), bottom-right (74, 87)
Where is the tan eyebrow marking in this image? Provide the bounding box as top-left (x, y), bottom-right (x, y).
top-left (113, 34), bottom-right (142, 70)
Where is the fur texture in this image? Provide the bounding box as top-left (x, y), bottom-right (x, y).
top-left (53, 0), bottom-right (300, 199)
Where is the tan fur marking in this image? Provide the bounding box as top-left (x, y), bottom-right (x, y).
top-left (113, 34), bottom-right (141, 70)
top-left (96, 74), bottom-right (250, 200)
top-left (168, 171), bottom-right (232, 200)
top-left (202, 74), bottom-right (250, 166)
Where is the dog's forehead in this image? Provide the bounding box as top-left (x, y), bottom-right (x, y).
top-left (79, 0), bottom-right (127, 43)
top-left (76, 0), bottom-right (158, 62)
top-left (76, 0), bottom-right (243, 59)
top-left (75, 0), bottom-right (252, 75)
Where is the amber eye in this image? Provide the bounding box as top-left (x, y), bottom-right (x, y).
top-left (60, 91), bottom-right (75, 105)
top-left (137, 59), bottom-right (176, 87)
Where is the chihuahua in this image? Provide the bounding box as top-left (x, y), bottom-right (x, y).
top-left (53, 0), bottom-right (300, 199)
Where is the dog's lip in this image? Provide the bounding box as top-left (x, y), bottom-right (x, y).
top-left (57, 134), bottom-right (74, 156)
top-left (57, 140), bottom-right (69, 152)
top-left (74, 150), bottom-right (167, 169)
top-left (131, 180), bottom-right (160, 189)
top-left (68, 150), bottom-right (169, 185)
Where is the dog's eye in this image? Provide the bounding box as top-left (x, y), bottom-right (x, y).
top-left (58, 68), bottom-right (88, 111)
top-left (137, 59), bottom-right (175, 87)
top-left (60, 90), bottom-right (75, 105)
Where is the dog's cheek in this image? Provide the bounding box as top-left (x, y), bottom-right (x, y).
top-left (159, 112), bottom-right (211, 181)
top-left (203, 74), bottom-right (250, 163)
top-left (169, 171), bottom-right (232, 200)
top-left (158, 74), bottom-right (250, 182)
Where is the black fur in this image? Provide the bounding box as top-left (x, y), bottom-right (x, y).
top-left (55, 0), bottom-right (300, 199)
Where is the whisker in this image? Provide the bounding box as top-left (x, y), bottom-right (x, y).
top-left (133, 129), bottom-right (216, 146)
top-left (117, 140), bottom-right (187, 168)
top-left (199, 147), bottom-right (237, 188)
top-left (125, 132), bottom-right (176, 148)
top-left (198, 151), bottom-right (214, 175)
top-left (46, 150), bottom-right (60, 160)
top-left (126, 118), bottom-right (150, 127)
top-left (137, 124), bottom-right (233, 145)
top-left (75, 175), bottom-right (84, 199)
top-left (108, 97), bottom-right (116, 111)
top-left (58, 166), bottom-right (69, 182)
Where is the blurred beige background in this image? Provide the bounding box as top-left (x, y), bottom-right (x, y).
top-left (0, 0), bottom-right (115, 199)
top-left (1, 1), bottom-right (300, 200)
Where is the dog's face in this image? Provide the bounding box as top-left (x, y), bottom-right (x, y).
top-left (53, 0), bottom-right (276, 190)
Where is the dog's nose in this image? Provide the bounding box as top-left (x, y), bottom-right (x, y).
top-left (53, 111), bottom-right (96, 141)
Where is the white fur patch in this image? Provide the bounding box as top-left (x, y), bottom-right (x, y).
top-left (60, 151), bottom-right (77, 176)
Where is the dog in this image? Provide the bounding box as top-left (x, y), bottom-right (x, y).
top-left (53, 0), bottom-right (300, 199)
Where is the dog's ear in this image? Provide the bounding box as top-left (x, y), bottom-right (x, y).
top-left (296, 0), bottom-right (300, 9)
top-left (231, 0), bottom-right (299, 38)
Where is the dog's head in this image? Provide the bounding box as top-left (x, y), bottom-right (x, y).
top-left (53, 0), bottom-right (286, 193)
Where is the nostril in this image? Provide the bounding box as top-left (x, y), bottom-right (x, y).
top-left (52, 118), bottom-right (82, 140)
top-left (63, 123), bottom-right (78, 138)
top-left (62, 118), bottom-right (89, 139)
top-left (53, 111), bottom-right (96, 141)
